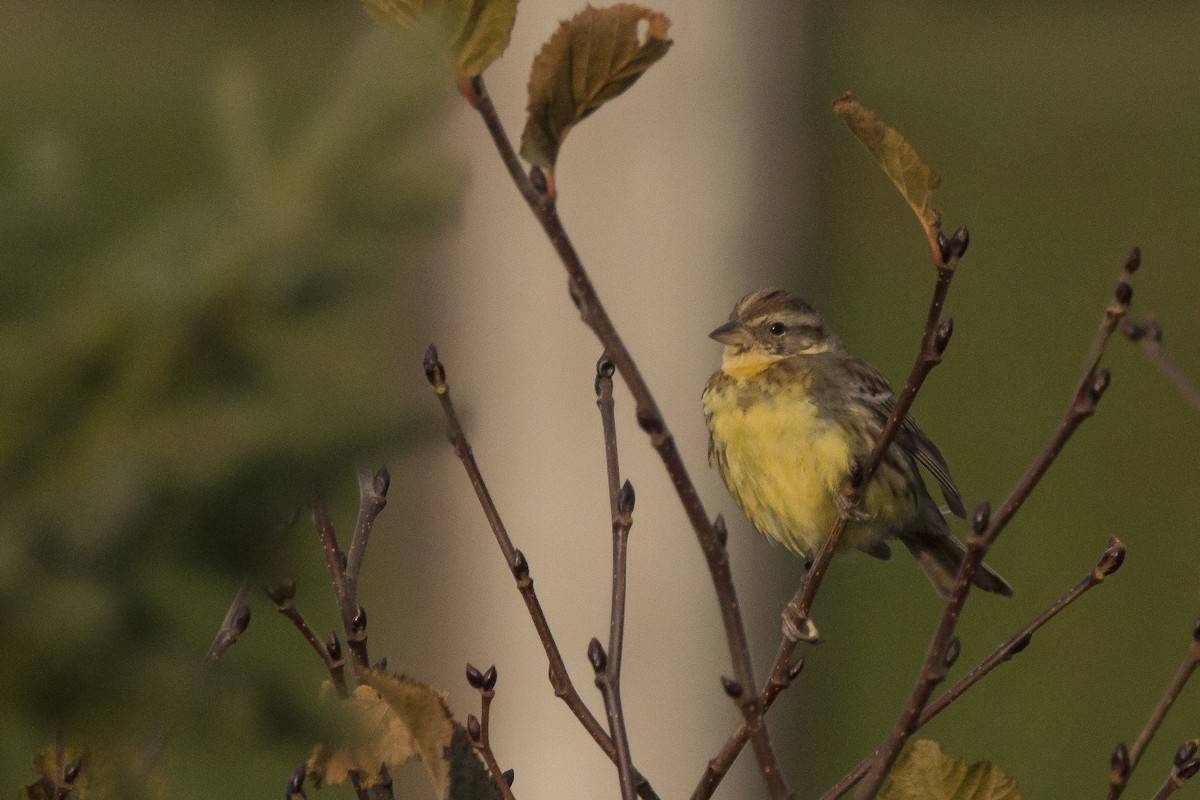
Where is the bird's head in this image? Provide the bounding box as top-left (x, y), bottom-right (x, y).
top-left (709, 289), bottom-right (843, 367)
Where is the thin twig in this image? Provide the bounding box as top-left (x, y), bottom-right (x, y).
top-left (1148, 740), bottom-right (1200, 800)
top-left (596, 356), bottom-right (639, 800)
top-left (693, 230), bottom-right (968, 800)
top-left (344, 466), bottom-right (391, 615)
top-left (851, 254), bottom-right (1133, 800)
top-left (466, 664), bottom-right (518, 800)
top-left (1107, 635), bottom-right (1200, 799)
top-left (426, 346), bottom-right (661, 800)
top-left (312, 502), bottom-right (354, 637)
top-left (820, 535), bottom-right (1125, 800)
top-left (205, 579), bottom-right (252, 663)
top-left (1120, 315), bottom-right (1200, 420)
top-left (265, 579), bottom-right (350, 698)
top-left (463, 75), bottom-right (786, 797)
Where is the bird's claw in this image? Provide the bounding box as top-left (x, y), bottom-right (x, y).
top-left (834, 491), bottom-right (869, 523)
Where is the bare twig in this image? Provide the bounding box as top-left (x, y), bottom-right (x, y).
top-left (312, 502), bottom-right (355, 639)
top-left (1107, 632), bottom-right (1200, 799)
top-left (466, 664), bottom-right (518, 800)
top-left (425, 345), bottom-right (661, 800)
top-left (345, 466), bottom-right (391, 614)
top-left (463, 75), bottom-right (786, 797)
top-left (596, 356), bottom-right (638, 800)
top-left (851, 255), bottom-right (1133, 800)
top-left (1120, 314), bottom-right (1200, 420)
top-left (693, 228), bottom-right (969, 800)
top-left (265, 579), bottom-right (349, 698)
top-left (820, 535), bottom-right (1125, 800)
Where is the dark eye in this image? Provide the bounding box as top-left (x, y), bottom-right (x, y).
top-left (768, 321), bottom-right (787, 336)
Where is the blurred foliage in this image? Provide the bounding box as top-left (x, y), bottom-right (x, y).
top-left (0, 1), bottom-right (455, 794)
top-left (781, 3), bottom-right (1200, 799)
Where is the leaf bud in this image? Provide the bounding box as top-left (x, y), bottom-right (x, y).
top-left (1096, 536), bottom-right (1126, 577)
top-left (352, 605), bottom-right (367, 634)
top-left (467, 714), bottom-right (482, 745)
top-left (378, 763), bottom-right (392, 788)
top-left (714, 514), bottom-right (728, 548)
top-left (503, 768), bottom-right (515, 787)
top-left (636, 407), bottom-right (664, 436)
top-left (595, 356), bottom-right (615, 398)
top-left (720, 675), bottom-right (743, 699)
top-left (64, 757), bottom-right (81, 784)
top-left (374, 656), bottom-right (388, 671)
top-left (510, 549), bottom-right (529, 580)
top-left (265, 578), bottom-right (297, 606)
top-left (287, 765), bottom-right (306, 794)
top-left (373, 466), bottom-right (391, 497)
top-left (529, 165), bottom-right (548, 195)
top-left (1192, 616), bottom-right (1200, 644)
top-left (1125, 246), bottom-right (1141, 273)
top-left (787, 656), bottom-right (806, 683)
top-left (1175, 740), bottom-right (1199, 767)
top-left (1010, 632), bottom-right (1033, 656)
top-left (1179, 759), bottom-right (1200, 782)
top-left (587, 638), bottom-right (607, 673)
top-left (482, 665), bottom-right (498, 691)
top-left (934, 317), bottom-right (954, 355)
top-left (935, 231), bottom-right (952, 264)
top-left (972, 501), bottom-right (991, 534)
top-left (943, 636), bottom-right (961, 669)
top-left (423, 344), bottom-right (446, 390)
top-left (233, 604), bottom-right (251, 635)
top-left (326, 632), bottom-right (342, 662)
top-left (466, 663), bottom-right (484, 689)
top-left (1110, 741), bottom-right (1130, 783)
top-left (1114, 281), bottom-right (1132, 306)
top-left (950, 225), bottom-right (970, 259)
top-left (617, 480), bottom-right (636, 516)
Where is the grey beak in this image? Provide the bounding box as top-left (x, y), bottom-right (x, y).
top-left (709, 320), bottom-right (755, 347)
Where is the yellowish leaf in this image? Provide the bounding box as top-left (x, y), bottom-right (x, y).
top-left (880, 740), bottom-right (1021, 800)
top-left (833, 92), bottom-right (942, 253)
top-left (361, 0), bottom-right (518, 82)
top-left (520, 4), bottom-right (672, 190)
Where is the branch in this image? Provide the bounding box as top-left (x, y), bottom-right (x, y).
top-left (466, 664), bottom-right (518, 800)
top-left (1107, 631), bottom-right (1200, 799)
top-left (344, 466), bottom-right (391, 614)
top-left (693, 227), bottom-right (969, 800)
top-left (265, 579), bottom-right (350, 698)
top-left (312, 502), bottom-right (355, 643)
top-left (820, 535), bottom-right (1125, 799)
top-left (1148, 740), bottom-right (1200, 800)
top-left (1120, 315), bottom-right (1200, 420)
top-left (424, 345), bottom-right (662, 800)
top-left (850, 253), bottom-right (1133, 799)
top-left (595, 356), bottom-right (638, 800)
top-left (464, 73), bottom-right (785, 798)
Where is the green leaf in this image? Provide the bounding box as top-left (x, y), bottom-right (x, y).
top-left (520, 3), bottom-right (672, 191)
top-left (833, 92), bottom-right (942, 252)
top-left (880, 740), bottom-right (1021, 800)
top-left (362, 0), bottom-right (518, 81)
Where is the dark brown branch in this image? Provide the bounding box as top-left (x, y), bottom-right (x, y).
top-left (1120, 315), bottom-right (1200, 420)
top-left (426, 346), bottom-right (661, 800)
top-left (466, 664), bottom-right (518, 800)
top-left (1107, 634), bottom-right (1200, 799)
top-left (850, 257), bottom-right (1130, 800)
top-left (693, 232), bottom-right (967, 800)
top-left (596, 356), bottom-right (638, 800)
top-left (266, 579), bottom-right (349, 698)
top-left (344, 466), bottom-right (390, 613)
top-left (464, 73), bottom-right (785, 798)
top-left (312, 502), bottom-right (355, 643)
top-left (820, 535), bottom-right (1125, 799)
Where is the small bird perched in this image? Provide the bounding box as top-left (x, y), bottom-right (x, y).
top-left (702, 288), bottom-right (1011, 597)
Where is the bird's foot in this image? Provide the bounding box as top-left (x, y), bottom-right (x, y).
top-left (833, 491), bottom-right (870, 523)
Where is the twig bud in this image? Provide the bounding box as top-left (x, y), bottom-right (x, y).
top-left (1114, 281), bottom-right (1132, 306)
top-left (1179, 759), bottom-right (1200, 782)
top-left (636, 407), bottom-right (664, 436)
top-left (1010, 632), bottom-right (1033, 656)
top-left (338, 549), bottom-right (347, 571)
top-left (529, 165), bottom-right (548, 195)
top-left (352, 605), bottom-right (367, 634)
top-left (786, 656), bottom-right (806, 683)
top-left (935, 231), bottom-right (951, 264)
top-left (64, 757), bottom-right (81, 784)
top-left (950, 225), bottom-right (970, 259)
top-left (1111, 741), bottom-right (1130, 784)
top-left (618, 480), bottom-right (636, 516)
top-left (567, 278), bottom-right (584, 310)
top-left (373, 466), bottom-right (391, 497)
top-left (466, 663), bottom-right (485, 689)
top-left (503, 768), bottom-right (515, 787)
top-left (233, 604), bottom-right (251, 635)
top-left (1090, 368), bottom-right (1112, 404)
top-left (326, 632), bottom-right (342, 662)
top-left (374, 656), bottom-right (388, 671)
top-left (714, 514), bottom-right (728, 548)
top-left (467, 714), bottom-right (482, 745)
top-left (482, 665), bottom-right (498, 691)
top-left (1125, 246), bottom-right (1141, 273)
top-left (943, 636), bottom-right (961, 669)
top-left (288, 765), bottom-right (306, 795)
top-left (423, 344), bottom-right (446, 390)
top-left (1175, 740), bottom-right (1199, 767)
top-left (510, 549), bottom-right (529, 580)
top-left (972, 501), bottom-right (991, 534)
top-left (378, 762), bottom-right (393, 789)
top-left (933, 317), bottom-right (954, 355)
top-left (720, 675), bottom-right (744, 699)
top-left (1096, 536), bottom-right (1126, 578)
top-left (1192, 617), bottom-right (1200, 644)
top-left (265, 578), bottom-right (297, 606)
top-left (587, 638), bottom-right (607, 673)
top-left (595, 356), bottom-right (615, 396)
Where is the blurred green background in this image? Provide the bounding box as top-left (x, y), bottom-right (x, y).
top-left (3, 1), bottom-right (1199, 798)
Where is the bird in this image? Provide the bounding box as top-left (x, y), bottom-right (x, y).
top-left (702, 288), bottom-right (1012, 597)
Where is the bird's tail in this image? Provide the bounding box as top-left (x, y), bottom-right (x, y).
top-left (899, 529), bottom-right (1013, 598)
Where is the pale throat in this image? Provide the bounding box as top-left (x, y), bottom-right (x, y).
top-left (720, 343), bottom-right (830, 380)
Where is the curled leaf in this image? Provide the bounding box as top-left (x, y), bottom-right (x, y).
top-left (520, 3), bottom-right (672, 192)
top-left (833, 92), bottom-right (943, 257)
top-left (362, 0), bottom-right (518, 82)
top-left (880, 740), bottom-right (1021, 800)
